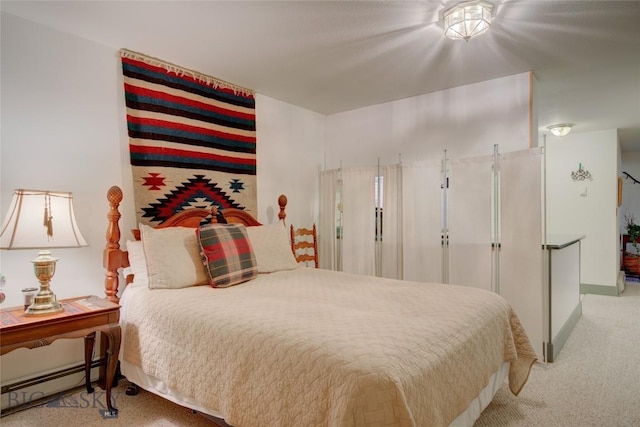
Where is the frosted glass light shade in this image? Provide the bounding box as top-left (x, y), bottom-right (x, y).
top-left (546, 124), bottom-right (574, 137)
top-left (444, 1), bottom-right (494, 41)
top-left (0, 189), bottom-right (87, 249)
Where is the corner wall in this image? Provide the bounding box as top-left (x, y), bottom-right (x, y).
top-left (255, 95), bottom-right (325, 227)
top-left (545, 129), bottom-right (620, 293)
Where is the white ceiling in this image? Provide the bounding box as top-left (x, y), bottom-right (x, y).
top-left (2, 1), bottom-right (640, 150)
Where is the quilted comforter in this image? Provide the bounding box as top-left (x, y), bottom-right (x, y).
top-left (120, 267), bottom-right (536, 427)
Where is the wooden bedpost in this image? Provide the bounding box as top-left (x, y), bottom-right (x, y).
top-left (104, 186), bottom-right (123, 303)
top-left (278, 194), bottom-right (287, 224)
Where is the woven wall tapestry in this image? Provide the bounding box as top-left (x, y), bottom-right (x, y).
top-left (120, 49), bottom-right (257, 226)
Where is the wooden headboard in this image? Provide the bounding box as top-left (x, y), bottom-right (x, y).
top-left (103, 186), bottom-right (288, 303)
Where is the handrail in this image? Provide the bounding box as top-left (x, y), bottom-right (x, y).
top-left (623, 171), bottom-right (640, 184)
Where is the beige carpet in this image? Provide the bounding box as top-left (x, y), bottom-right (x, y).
top-left (2, 285), bottom-right (638, 427)
top-left (475, 283), bottom-right (640, 427)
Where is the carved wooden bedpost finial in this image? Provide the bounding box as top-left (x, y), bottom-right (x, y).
top-left (278, 194), bottom-right (288, 224)
top-left (104, 186), bottom-right (123, 303)
top-left (107, 185), bottom-right (123, 207)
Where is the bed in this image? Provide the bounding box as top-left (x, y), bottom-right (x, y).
top-left (103, 186), bottom-right (536, 427)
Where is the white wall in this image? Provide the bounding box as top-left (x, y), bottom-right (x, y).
top-left (0, 11), bottom-right (130, 405)
top-left (545, 129), bottom-right (620, 289)
top-left (324, 72), bottom-right (532, 169)
top-left (0, 12), bottom-right (324, 403)
top-left (255, 95), bottom-right (325, 227)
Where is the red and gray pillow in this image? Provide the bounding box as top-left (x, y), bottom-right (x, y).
top-left (197, 223), bottom-right (258, 288)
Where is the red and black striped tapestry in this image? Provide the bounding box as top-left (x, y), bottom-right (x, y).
top-left (120, 49), bottom-right (257, 226)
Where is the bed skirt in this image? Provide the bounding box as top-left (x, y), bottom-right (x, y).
top-left (121, 359), bottom-right (510, 427)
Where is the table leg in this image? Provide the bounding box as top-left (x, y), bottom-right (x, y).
top-left (83, 332), bottom-right (96, 393)
top-left (102, 324), bottom-right (121, 415)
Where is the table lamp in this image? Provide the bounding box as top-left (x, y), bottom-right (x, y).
top-left (0, 189), bottom-right (87, 315)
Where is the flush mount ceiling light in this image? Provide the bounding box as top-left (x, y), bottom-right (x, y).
top-left (443, 1), bottom-right (494, 41)
top-left (547, 123), bottom-right (574, 137)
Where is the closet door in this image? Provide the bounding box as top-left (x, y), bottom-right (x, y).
top-left (448, 155), bottom-right (493, 290)
top-left (341, 167), bottom-right (376, 275)
top-left (402, 162), bottom-right (443, 283)
top-left (499, 148), bottom-right (544, 360)
top-left (319, 170), bottom-right (339, 270)
top-left (380, 164), bottom-right (402, 279)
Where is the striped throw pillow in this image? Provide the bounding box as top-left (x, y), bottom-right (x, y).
top-left (197, 223), bottom-right (257, 288)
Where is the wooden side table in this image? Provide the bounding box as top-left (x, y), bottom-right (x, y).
top-left (0, 295), bottom-right (121, 415)
top-left (621, 234), bottom-right (640, 276)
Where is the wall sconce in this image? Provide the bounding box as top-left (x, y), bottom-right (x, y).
top-left (547, 123), bottom-right (574, 137)
top-left (571, 163), bottom-right (592, 181)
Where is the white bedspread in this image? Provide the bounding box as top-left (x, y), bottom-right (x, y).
top-left (120, 268), bottom-right (536, 427)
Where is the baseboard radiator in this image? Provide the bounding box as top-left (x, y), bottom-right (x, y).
top-left (1, 359), bottom-right (102, 417)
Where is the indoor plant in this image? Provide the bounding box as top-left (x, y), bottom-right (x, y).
top-left (623, 212), bottom-right (640, 275)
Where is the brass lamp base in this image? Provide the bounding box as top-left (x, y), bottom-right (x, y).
top-left (25, 250), bottom-right (65, 316)
top-left (25, 293), bottom-right (64, 315)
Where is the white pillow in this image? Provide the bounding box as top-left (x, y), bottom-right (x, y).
top-left (126, 240), bottom-right (149, 287)
top-left (246, 223), bottom-right (298, 273)
top-left (139, 224), bottom-right (209, 289)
